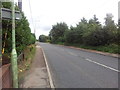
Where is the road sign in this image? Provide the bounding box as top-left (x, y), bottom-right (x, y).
top-left (1, 8), bottom-right (22, 20)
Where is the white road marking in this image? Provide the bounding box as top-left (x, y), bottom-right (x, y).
top-left (85, 58), bottom-right (120, 72)
top-left (41, 48), bottom-right (55, 88)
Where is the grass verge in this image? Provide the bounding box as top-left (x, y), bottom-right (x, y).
top-left (18, 44), bottom-right (36, 87)
top-left (56, 42), bottom-right (119, 54)
top-left (76, 44), bottom-right (119, 54)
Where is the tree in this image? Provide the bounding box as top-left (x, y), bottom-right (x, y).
top-left (49, 14), bottom-right (119, 48)
top-left (105, 13), bottom-right (114, 26)
top-left (2, 2), bottom-right (36, 55)
top-left (39, 35), bottom-right (47, 42)
top-left (117, 26), bottom-right (120, 45)
top-left (64, 30), bottom-right (77, 44)
top-left (65, 18), bottom-right (88, 44)
top-left (49, 22), bottom-right (68, 43)
top-left (82, 15), bottom-right (103, 46)
top-left (103, 13), bottom-right (117, 44)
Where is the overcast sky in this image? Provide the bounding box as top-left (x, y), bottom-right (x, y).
top-left (18, 0), bottom-right (119, 39)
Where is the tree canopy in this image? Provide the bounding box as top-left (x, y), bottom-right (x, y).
top-left (2, 2), bottom-right (36, 55)
top-left (49, 14), bottom-right (119, 47)
top-left (49, 22), bottom-right (68, 43)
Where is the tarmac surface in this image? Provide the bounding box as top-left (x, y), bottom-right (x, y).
top-left (40, 42), bottom-right (119, 88)
top-left (22, 44), bottom-right (50, 88)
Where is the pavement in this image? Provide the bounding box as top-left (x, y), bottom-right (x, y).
top-left (40, 42), bottom-right (119, 88)
top-left (21, 43), bottom-right (50, 88)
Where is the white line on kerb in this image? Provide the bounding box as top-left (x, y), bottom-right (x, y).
top-left (41, 48), bottom-right (55, 88)
top-left (85, 58), bottom-right (120, 72)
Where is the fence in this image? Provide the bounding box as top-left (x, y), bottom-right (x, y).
top-left (0, 53), bottom-right (25, 89)
top-left (0, 64), bottom-right (12, 88)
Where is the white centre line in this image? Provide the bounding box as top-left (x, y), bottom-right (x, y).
top-left (85, 58), bottom-right (120, 72)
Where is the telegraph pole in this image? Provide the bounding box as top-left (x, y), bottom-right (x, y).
top-left (11, 0), bottom-right (18, 88)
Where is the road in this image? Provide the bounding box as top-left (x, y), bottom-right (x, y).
top-left (39, 43), bottom-right (119, 88)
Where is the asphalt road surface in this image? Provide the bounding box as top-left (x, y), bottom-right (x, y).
top-left (39, 43), bottom-right (119, 88)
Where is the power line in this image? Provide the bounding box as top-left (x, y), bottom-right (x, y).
top-left (28, 0), bottom-right (36, 35)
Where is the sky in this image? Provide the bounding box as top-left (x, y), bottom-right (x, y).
top-left (16, 0), bottom-right (119, 39)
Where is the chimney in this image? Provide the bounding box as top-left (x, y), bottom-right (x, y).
top-left (18, 0), bottom-right (22, 11)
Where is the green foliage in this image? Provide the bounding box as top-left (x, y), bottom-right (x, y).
top-left (15, 13), bottom-right (36, 55)
top-left (96, 44), bottom-right (119, 54)
top-left (49, 14), bottom-right (119, 54)
top-left (117, 27), bottom-right (120, 45)
top-left (30, 33), bottom-right (36, 44)
top-left (2, 2), bottom-right (12, 8)
top-left (39, 35), bottom-right (49, 42)
top-left (2, 2), bottom-right (36, 55)
top-left (49, 22), bottom-right (68, 43)
top-left (64, 30), bottom-right (82, 44)
top-left (67, 44), bottom-right (119, 54)
top-left (83, 29), bottom-right (109, 46)
top-left (103, 14), bottom-right (118, 44)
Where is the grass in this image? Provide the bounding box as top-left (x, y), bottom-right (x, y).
top-left (18, 44), bottom-right (36, 87)
top-left (58, 42), bottom-right (119, 54)
top-left (56, 42), bottom-right (64, 45)
top-left (72, 44), bottom-right (119, 54)
top-left (95, 44), bottom-right (119, 54)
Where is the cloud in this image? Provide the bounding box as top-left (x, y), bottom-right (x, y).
top-left (22, 0), bottom-right (119, 39)
top-left (35, 25), bottom-right (51, 31)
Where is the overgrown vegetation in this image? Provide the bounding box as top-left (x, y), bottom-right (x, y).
top-left (65, 43), bottom-right (119, 54)
top-left (2, 2), bottom-right (36, 59)
top-left (39, 35), bottom-right (50, 42)
top-left (48, 14), bottom-right (119, 54)
top-left (18, 44), bottom-right (36, 87)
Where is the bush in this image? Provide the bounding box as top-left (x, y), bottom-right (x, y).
top-left (2, 2), bottom-right (36, 56)
top-left (64, 30), bottom-right (82, 44)
top-left (82, 29), bottom-right (112, 46)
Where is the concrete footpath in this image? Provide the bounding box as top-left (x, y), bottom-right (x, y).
top-left (21, 44), bottom-right (50, 88)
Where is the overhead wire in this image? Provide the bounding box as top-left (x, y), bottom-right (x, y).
top-left (28, 0), bottom-right (36, 35)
